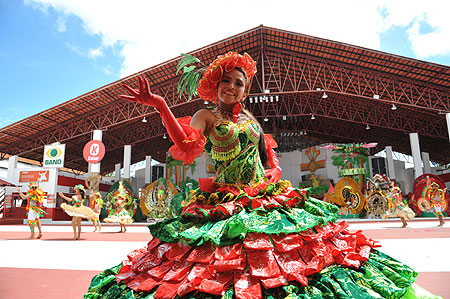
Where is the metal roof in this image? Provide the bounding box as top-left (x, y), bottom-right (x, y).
top-left (1, 25), bottom-right (449, 174)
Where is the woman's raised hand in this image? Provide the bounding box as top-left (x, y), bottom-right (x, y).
top-left (119, 76), bottom-right (165, 110)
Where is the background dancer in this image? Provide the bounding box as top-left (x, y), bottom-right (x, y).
top-left (58, 184), bottom-right (96, 240)
top-left (90, 191), bottom-right (103, 232)
top-left (382, 182), bottom-right (415, 227)
top-left (15, 182), bottom-right (45, 239)
top-left (425, 176), bottom-right (447, 227)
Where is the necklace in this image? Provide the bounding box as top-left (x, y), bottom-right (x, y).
top-left (216, 106), bottom-right (234, 120)
top-left (214, 106), bottom-right (251, 124)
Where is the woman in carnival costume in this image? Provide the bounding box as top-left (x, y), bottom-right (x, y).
top-left (15, 182), bottom-right (46, 239)
top-left (104, 181), bottom-right (134, 233)
top-left (85, 52), bottom-right (441, 298)
top-left (382, 182), bottom-right (415, 228)
top-left (424, 176), bottom-right (446, 227)
top-left (90, 192), bottom-right (103, 232)
top-left (59, 184), bottom-right (97, 240)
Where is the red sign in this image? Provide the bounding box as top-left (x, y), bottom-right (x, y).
top-left (83, 140), bottom-right (105, 163)
top-left (19, 170), bottom-right (49, 183)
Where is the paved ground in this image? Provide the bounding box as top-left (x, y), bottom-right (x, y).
top-left (0, 218), bottom-right (449, 298)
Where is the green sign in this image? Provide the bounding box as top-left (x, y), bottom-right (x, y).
top-left (339, 168), bottom-right (367, 177)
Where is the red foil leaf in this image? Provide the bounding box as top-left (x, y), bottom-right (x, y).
top-left (198, 272), bottom-right (233, 296)
top-left (147, 260), bottom-right (175, 279)
top-left (271, 233), bottom-right (303, 252)
top-left (234, 271), bottom-right (262, 299)
top-left (186, 242), bottom-right (215, 264)
top-left (243, 233), bottom-right (274, 250)
top-left (247, 249), bottom-right (281, 278)
top-left (163, 260), bottom-right (193, 282)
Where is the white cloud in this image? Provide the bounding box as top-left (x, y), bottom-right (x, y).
top-left (88, 48), bottom-right (103, 59)
top-left (56, 15), bottom-right (66, 32)
top-left (379, 0), bottom-right (450, 59)
top-left (101, 66), bottom-right (112, 76)
top-left (25, 0), bottom-right (449, 79)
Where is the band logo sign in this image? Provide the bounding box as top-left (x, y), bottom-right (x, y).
top-left (43, 144), bottom-right (65, 168)
top-left (83, 140), bottom-right (105, 163)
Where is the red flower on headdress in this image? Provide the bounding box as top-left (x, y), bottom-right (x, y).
top-left (197, 51), bottom-right (257, 103)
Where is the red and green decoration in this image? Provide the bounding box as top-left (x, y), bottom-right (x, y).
top-left (104, 180), bottom-right (139, 220)
top-left (322, 143), bottom-right (376, 185)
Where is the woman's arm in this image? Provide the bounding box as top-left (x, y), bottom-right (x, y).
top-left (190, 109), bottom-right (215, 137)
top-left (15, 187), bottom-right (30, 200)
top-left (121, 76), bottom-right (204, 152)
top-left (58, 192), bottom-right (72, 202)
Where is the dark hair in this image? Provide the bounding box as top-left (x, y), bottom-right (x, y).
top-left (79, 189), bottom-right (86, 199)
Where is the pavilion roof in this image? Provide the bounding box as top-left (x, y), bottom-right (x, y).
top-left (1, 25), bottom-right (449, 174)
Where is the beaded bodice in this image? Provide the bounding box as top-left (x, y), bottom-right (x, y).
top-left (204, 109), bottom-right (266, 186)
top-left (71, 195), bottom-right (83, 207)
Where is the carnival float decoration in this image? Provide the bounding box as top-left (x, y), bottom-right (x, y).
top-left (298, 147), bottom-right (329, 198)
top-left (323, 143), bottom-right (376, 185)
top-left (408, 174), bottom-right (449, 217)
top-left (166, 155), bottom-right (197, 186)
top-left (324, 177), bottom-right (365, 215)
top-left (104, 180), bottom-right (138, 220)
top-left (300, 147), bottom-right (325, 173)
top-left (140, 177), bottom-right (178, 220)
top-left (322, 143), bottom-right (377, 216)
top-left (363, 174), bottom-right (392, 219)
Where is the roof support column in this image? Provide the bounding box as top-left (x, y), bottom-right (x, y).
top-left (86, 130), bottom-right (103, 194)
top-left (446, 113), bottom-right (450, 143)
top-left (123, 145), bottom-right (131, 182)
top-left (385, 146), bottom-right (396, 180)
top-left (114, 163), bottom-right (121, 182)
top-left (7, 155), bottom-right (18, 181)
top-left (409, 133), bottom-right (423, 178)
top-left (422, 152), bottom-right (431, 174)
top-left (145, 156), bottom-right (152, 185)
top-left (88, 130), bottom-right (103, 174)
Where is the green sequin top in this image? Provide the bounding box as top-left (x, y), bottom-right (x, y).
top-left (205, 110), bottom-right (266, 186)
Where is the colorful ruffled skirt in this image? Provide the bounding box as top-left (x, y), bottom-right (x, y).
top-left (382, 204), bottom-right (416, 221)
top-left (85, 181), bottom-right (441, 299)
top-left (61, 203), bottom-right (97, 219)
top-left (104, 209), bottom-right (134, 225)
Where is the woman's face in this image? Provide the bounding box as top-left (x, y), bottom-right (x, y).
top-left (217, 69), bottom-right (247, 107)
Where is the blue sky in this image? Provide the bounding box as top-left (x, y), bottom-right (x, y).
top-left (1, 0), bottom-right (449, 129)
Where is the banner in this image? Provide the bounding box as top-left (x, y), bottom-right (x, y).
top-left (43, 144), bottom-right (65, 168)
top-left (19, 170), bottom-right (50, 182)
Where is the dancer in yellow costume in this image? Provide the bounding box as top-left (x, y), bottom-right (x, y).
top-left (15, 182), bottom-right (46, 239)
top-left (424, 176), bottom-right (446, 227)
top-left (59, 184), bottom-right (96, 240)
top-left (90, 192), bottom-right (103, 232)
top-left (382, 182), bottom-right (415, 227)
